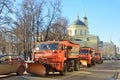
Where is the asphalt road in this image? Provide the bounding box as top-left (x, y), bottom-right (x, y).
top-left (0, 60), bottom-right (120, 80)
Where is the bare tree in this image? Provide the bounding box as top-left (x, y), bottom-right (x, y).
top-left (0, 27), bottom-right (15, 54)
top-left (11, 0), bottom-right (62, 59)
top-left (43, 0), bottom-right (62, 41)
top-left (0, 0), bottom-right (15, 25)
top-left (0, 0), bottom-right (63, 59)
top-left (51, 17), bottom-right (68, 40)
top-left (0, 0), bottom-right (16, 54)
top-left (12, 0), bottom-right (45, 60)
top-left (0, 0), bottom-right (14, 14)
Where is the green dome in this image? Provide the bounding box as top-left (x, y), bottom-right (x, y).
top-left (73, 19), bottom-right (86, 26)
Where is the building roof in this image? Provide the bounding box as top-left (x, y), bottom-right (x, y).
top-left (73, 19), bottom-right (86, 26)
top-left (72, 14), bottom-right (86, 26)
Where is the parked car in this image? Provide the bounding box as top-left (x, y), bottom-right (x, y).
top-left (0, 54), bottom-right (26, 75)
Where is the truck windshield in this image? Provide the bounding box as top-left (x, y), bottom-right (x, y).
top-left (36, 43), bottom-right (58, 50)
top-left (80, 50), bottom-right (88, 54)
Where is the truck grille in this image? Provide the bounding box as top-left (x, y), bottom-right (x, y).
top-left (39, 58), bottom-right (52, 63)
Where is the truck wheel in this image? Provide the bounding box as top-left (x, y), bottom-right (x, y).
top-left (98, 61), bottom-right (101, 64)
top-left (100, 60), bottom-right (103, 64)
top-left (68, 67), bottom-right (74, 72)
top-left (87, 64), bottom-right (92, 67)
top-left (46, 71), bottom-right (49, 75)
top-left (60, 63), bottom-right (67, 76)
top-left (74, 61), bottom-right (80, 71)
top-left (92, 61), bottom-right (96, 66)
top-left (17, 66), bottom-right (25, 76)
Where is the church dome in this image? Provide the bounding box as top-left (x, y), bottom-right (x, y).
top-left (73, 19), bottom-right (86, 26)
top-left (71, 14), bottom-right (86, 26)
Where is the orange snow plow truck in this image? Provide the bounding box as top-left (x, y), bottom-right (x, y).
top-left (79, 47), bottom-right (96, 67)
top-left (27, 40), bottom-right (80, 76)
top-left (94, 50), bottom-right (103, 64)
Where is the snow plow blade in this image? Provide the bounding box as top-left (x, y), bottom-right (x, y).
top-left (80, 60), bottom-right (87, 67)
top-left (27, 63), bottom-right (46, 76)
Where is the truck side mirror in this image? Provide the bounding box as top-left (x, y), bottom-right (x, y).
top-left (60, 45), bottom-right (64, 50)
top-left (60, 47), bottom-right (63, 50)
top-left (90, 51), bottom-right (93, 54)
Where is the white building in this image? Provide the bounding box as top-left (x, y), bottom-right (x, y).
top-left (68, 12), bottom-right (100, 49)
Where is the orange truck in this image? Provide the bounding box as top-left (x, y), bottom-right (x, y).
top-left (94, 50), bottom-right (103, 64)
top-left (27, 40), bottom-right (80, 76)
top-left (79, 47), bottom-right (96, 67)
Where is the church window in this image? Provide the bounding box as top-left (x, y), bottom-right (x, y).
top-left (75, 30), bottom-right (77, 35)
top-left (80, 30), bottom-right (82, 35)
top-left (85, 30), bottom-right (86, 35)
top-left (87, 37), bottom-right (89, 41)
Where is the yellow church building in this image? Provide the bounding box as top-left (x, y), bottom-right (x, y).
top-left (68, 13), bottom-right (99, 49)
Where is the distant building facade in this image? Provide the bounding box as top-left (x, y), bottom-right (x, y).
top-left (103, 41), bottom-right (116, 58)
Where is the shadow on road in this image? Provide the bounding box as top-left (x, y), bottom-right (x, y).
top-left (0, 74), bottom-right (29, 80)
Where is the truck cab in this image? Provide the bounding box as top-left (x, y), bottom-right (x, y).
top-left (79, 47), bottom-right (96, 67)
top-left (94, 50), bottom-right (103, 64)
